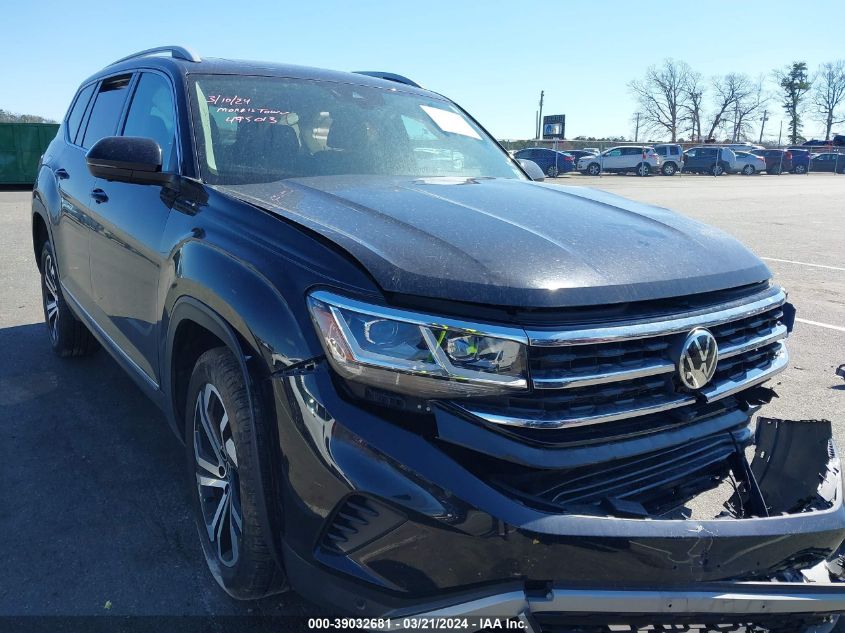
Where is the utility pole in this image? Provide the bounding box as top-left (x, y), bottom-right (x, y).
top-left (759, 109), bottom-right (768, 144)
top-left (535, 111), bottom-right (539, 140)
top-left (538, 90), bottom-right (545, 140)
top-left (777, 120), bottom-right (783, 146)
top-left (732, 101), bottom-right (739, 142)
top-left (634, 112), bottom-right (641, 142)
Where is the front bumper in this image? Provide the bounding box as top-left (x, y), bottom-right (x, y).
top-left (271, 363), bottom-right (845, 620)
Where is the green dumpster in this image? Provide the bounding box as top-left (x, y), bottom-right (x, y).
top-left (0, 122), bottom-right (60, 185)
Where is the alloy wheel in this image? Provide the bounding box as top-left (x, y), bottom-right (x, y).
top-left (742, 165), bottom-right (754, 175)
top-left (547, 165), bottom-right (559, 178)
top-left (193, 383), bottom-right (242, 567)
top-left (43, 252), bottom-right (59, 344)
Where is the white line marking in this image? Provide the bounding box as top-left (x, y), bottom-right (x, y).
top-left (795, 318), bottom-right (845, 333)
top-left (762, 257), bottom-right (845, 272)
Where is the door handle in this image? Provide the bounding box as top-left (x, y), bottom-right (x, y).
top-left (91, 188), bottom-right (109, 204)
top-left (55, 168), bottom-right (70, 180)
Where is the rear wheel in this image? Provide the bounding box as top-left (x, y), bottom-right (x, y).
top-left (710, 164), bottom-right (724, 176)
top-left (742, 165), bottom-right (755, 175)
top-left (546, 165), bottom-right (559, 178)
top-left (661, 162), bottom-right (677, 176)
top-left (793, 164), bottom-right (807, 174)
top-left (636, 162), bottom-right (650, 177)
top-left (39, 241), bottom-right (98, 357)
top-left (586, 162), bottom-right (601, 176)
top-left (186, 346), bottom-right (285, 599)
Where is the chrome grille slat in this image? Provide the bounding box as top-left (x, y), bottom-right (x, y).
top-left (532, 357), bottom-right (676, 390)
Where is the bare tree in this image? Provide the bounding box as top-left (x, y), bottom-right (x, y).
top-left (680, 71), bottom-right (704, 142)
top-left (811, 60), bottom-right (845, 140)
top-left (628, 59), bottom-right (694, 141)
top-left (705, 74), bottom-right (755, 140)
top-left (734, 76), bottom-right (768, 141)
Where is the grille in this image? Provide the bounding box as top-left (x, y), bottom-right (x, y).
top-left (453, 286), bottom-right (788, 433)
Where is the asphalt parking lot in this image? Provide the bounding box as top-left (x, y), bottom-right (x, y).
top-left (1, 174), bottom-right (844, 627)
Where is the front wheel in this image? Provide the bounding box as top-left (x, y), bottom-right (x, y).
top-left (39, 241), bottom-right (98, 357)
top-left (661, 162), bottom-right (677, 176)
top-left (710, 164), bottom-right (724, 176)
top-left (636, 162), bottom-right (650, 177)
top-left (769, 164), bottom-right (782, 175)
top-left (586, 162), bottom-right (601, 176)
top-left (187, 347), bottom-right (284, 599)
top-left (742, 165), bottom-right (755, 175)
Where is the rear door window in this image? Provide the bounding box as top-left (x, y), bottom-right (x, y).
top-left (66, 83), bottom-right (96, 145)
top-left (81, 75), bottom-right (132, 149)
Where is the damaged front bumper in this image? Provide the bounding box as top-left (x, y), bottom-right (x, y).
top-left (275, 366), bottom-right (845, 624)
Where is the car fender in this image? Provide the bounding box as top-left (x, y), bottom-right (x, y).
top-left (31, 165), bottom-right (62, 263)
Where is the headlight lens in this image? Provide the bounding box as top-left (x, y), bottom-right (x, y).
top-left (307, 291), bottom-right (528, 398)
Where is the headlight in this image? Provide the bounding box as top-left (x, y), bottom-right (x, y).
top-left (307, 290), bottom-right (528, 398)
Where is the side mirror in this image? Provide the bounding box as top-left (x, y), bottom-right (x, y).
top-left (86, 136), bottom-right (173, 184)
top-left (518, 159), bottom-right (545, 181)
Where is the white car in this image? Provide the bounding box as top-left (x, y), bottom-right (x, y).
top-left (577, 146), bottom-right (661, 176)
top-left (734, 151), bottom-right (767, 175)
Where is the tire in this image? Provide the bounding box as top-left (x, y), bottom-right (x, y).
top-left (546, 165), bottom-right (559, 178)
top-left (661, 162), bottom-right (677, 176)
top-left (39, 241), bottom-right (98, 357)
top-left (742, 165), bottom-right (755, 175)
top-left (793, 164), bottom-right (807, 174)
top-left (186, 346), bottom-right (284, 599)
top-left (586, 162), bottom-right (601, 176)
top-left (636, 162), bottom-right (650, 177)
top-left (769, 164), bottom-right (782, 175)
top-left (710, 164), bottom-right (724, 176)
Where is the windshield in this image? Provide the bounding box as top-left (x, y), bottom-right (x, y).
top-left (188, 74), bottom-right (524, 185)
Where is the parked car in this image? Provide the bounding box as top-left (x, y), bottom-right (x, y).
top-left (563, 149), bottom-right (598, 163)
top-left (32, 47), bottom-right (845, 624)
top-left (752, 149), bottom-right (793, 174)
top-left (577, 146), bottom-right (660, 176)
top-left (787, 149), bottom-right (811, 174)
top-left (653, 143), bottom-right (684, 175)
top-left (810, 152), bottom-right (845, 173)
top-left (582, 146), bottom-right (600, 154)
top-left (513, 148), bottom-right (574, 177)
top-left (734, 151), bottom-right (767, 175)
top-left (682, 146), bottom-right (736, 175)
top-left (723, 143), bottom-right (764, 153)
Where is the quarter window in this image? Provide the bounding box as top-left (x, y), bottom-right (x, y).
top-left (122, 73), bottom-right (178, 171)
top-left (66, 83), bottom-right (96, 145)
top-left (81, 75), bottom-right (132, 149)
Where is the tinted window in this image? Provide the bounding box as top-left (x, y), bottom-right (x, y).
top-left (606, 149), bottom-right (622, 157)
top-left (670, 146), bottom-right (680, 155)
top-left (82, 75), bottom-right (132, 149)
top-left (122, 73), bottom-right (178, 171)
top-left (66, 83), bottom-right (96, 145)
top-left (655, 146), bottom-right (667, 156)
top-left (622, 147), bottom-right (643, 156)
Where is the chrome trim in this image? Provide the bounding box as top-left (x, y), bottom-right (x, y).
top-left (385, 581), bottom-right (845, 630)
top-left (456, 393), bottom-right (696, 429)
top-left (526, 287), bottom-right (786, 347)
top-left (703, 343), bottom-right (789, 402)
top-left (60, 283), bottom-right (159, 390)
top-left (718, 323), bottom-right (788, 359)
top-left (532, 358), bottom-right (675, 390)
top-left (308, 290), bottom-right (528, 343)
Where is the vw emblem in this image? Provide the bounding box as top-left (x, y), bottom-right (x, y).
top-left (678, 328), bottom-right (719, 389)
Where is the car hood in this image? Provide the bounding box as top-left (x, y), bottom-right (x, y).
top-left (216, 176), bottom-right (770, 308)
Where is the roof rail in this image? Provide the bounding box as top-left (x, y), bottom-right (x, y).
top-left (110, 46), bottom-right (201, 66)
top-left (353, 71), bottom-right (421, 88)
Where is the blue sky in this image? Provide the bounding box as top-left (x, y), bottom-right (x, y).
top-left (2, 0), bottom-right (844, 140)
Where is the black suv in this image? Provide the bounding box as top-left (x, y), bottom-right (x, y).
top-left (32, 47), bottom-right (845, 626)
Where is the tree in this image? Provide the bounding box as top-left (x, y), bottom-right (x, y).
top-left (705, 73), bottom-right (755, 141)
top-left (629, 59), bottom-right (695, 142)
top-left (680, 71), bottom-right (704, 143)
top-left (734, 76), bottom-right (768, 141)
top-left (811, 60), bottom-right (845, 140)
top-left (774, 62), bottom-right (811, 145)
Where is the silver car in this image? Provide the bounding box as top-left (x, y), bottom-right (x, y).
top-left (734, 151), bottom-right (767, 175)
